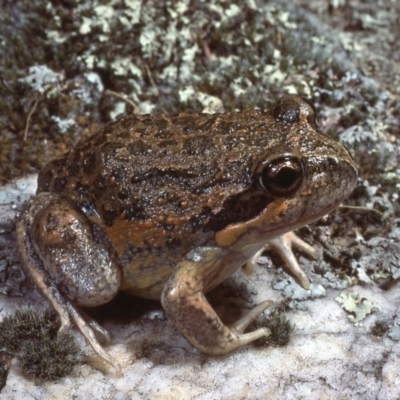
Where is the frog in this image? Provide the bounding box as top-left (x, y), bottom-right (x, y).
top-left (16, 95), bottom-right (358, 375)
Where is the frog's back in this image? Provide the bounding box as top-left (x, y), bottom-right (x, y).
top-left (37, 109), bottom-right (284, 227)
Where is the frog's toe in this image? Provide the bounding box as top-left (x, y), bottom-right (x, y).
top-left (79, 308), bottom-right (112, 345)
top-left (57, 315), bottom-right (71, 337)
top-left (89, 321), bottom-right (111, 345)
top-left (245, 231), bottom-right (318, 289)
top-left (66, 301), bottom-right (120, 375)
top-left (230, 300), bottom-right (274, 333)
top-left (223, 326), bottom-right (271, 352)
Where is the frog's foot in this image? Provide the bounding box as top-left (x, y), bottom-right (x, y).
top-left (161, 248), bottom-right (274, 355)
top-left (78, 307), bottom-right (112, 345)
top-left (16, 193), bottom-right (122, 375)
top-left (230, 300), bottom-right (274, 333)
top-left (244, 231), bottom-right (319, 289)
top-left (66, 302), bottom-right (121, 377)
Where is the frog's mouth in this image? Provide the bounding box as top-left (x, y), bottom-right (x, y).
top-left (214, 200), bottom-right (331, 249)
top-left (215, 157), bottom-right (358, 250)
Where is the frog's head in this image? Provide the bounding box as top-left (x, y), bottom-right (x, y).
top-left (213, 95), bottom-right (358, 249)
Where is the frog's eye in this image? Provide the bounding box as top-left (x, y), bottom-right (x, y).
top-left (258, 157), bottom-right (304, 196)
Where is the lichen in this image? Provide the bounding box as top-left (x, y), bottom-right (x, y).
top-left (335, 292), bottom-right (379, 325)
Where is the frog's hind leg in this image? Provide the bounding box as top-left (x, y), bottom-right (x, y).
top-left (16, 193), bottom-right (122, 375)
top-left (65, 301), bottom-right (120, 375)
top-left (78, 307), bottom-right (112, 344)
top-left (231, 300), bottom-right (274, 333)
top-left (161, 247), bottom-right (274, 355)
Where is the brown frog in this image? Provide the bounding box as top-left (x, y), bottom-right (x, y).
top-left (16, 95), bottom-right (358, 375)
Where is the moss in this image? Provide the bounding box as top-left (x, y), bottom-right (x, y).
top-left (252, 308), bottom-right (294, 347)
top-left (0, 308), bottom-right (58, 352)
top-left (17, 334), bottom-right (81, 381)
top-left (0, 308), bottom-right (81, 381)
top-left (370, 320), bottom-right (389, 338)
top-left (0, 352), bottom-right (12, 391)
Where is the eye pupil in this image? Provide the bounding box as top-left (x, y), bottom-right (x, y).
top-left (259, 157), bottom-right (304, 196)
top-left (269, 166), bottom-right (299, 188)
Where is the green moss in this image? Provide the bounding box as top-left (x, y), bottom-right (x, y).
top-left (252, 308), bottom-right (294, 347)
top-left (370, 319), bottom-right (389, 338)
top-left (0, 308), bottom-right (81, 381)
top-left (18, 334), bottom-right (81, 381)
top-left (0, 308), bottom-right (57, 352)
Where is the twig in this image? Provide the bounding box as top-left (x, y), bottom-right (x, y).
top-left (104, 90), bottom-right (140, 114)
top-left (145, 63), bottom-right (159, 95)
top-left (339, 204), bottom-right (384, 217)
top-left (23, 95), bottom-right (41, 142)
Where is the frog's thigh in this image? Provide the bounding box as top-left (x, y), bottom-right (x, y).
top-left (29, 193), bottom-right (122, 307)
top-left (17, 192), bottom-right (122, 319)
top-left (161, 247), bottom-right (273, 355)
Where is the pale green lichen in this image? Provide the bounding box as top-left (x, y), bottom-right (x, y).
top-left (18, 65), bottom-right (64, 95)
top-left (388, 324), bottom-right (400, 342)
top-left (335, 292), bottom-right (379, 325)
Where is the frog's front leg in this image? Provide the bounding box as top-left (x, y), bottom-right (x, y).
top-left (244, 231), bottom-right (319, 289)
top-left (16, 193), bottom-right (122, 374)
top-left (161, 247), bottom-right (273, 355)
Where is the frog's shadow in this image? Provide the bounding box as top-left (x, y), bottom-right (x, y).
top-left (86, 292), bottom-right (160, 322)
top-left (87, 276), bottom-right (254, 325)
top-left (85, 278), bottom-right (257, 364)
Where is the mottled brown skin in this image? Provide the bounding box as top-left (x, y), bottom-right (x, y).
top-left (17, 95), bottom-right (358, 373)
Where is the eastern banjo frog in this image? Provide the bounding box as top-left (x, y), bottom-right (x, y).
top-left (17, 95), bottom-right (358, 374)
